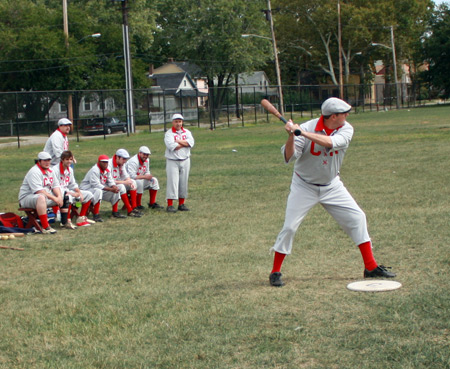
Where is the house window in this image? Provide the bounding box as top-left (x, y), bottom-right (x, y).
top-left (84, 100), bottom-right (92, 111)
top-left (184, 80), bottom-right (187, 87)
top-left (59, 104), bottom-right (67, 113)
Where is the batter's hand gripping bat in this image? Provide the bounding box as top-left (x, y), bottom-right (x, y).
top-left (261, 99), bottom-right (301, 136)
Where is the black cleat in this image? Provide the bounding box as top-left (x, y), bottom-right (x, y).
top-left (178, 204), bottom-right (190, 211)
top-left (364, 265), bottom-right (396, 278)
top-left (128, 209), bottom-right (143, 217)
top-left (111, 211), bottom-right (126, 219)
top-left (136, 205), bottom-right (145, 210)
top-left (149, 202), bottom-right (164, 209)
top-left (166, 205), bottom-right (177, 213)
top-left (93, 214), bottom-right (103, 223)
top-left (269, 272), bottom-right (285, 287)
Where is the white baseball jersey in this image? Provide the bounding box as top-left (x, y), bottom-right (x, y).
top-left (18, 164), bottom-right (61, 202)
top-left (108, 156), bottom-right (130, 182)
top-left (164, 126), bottom-right (195, 160)
top-left (80, 163), bottom-right (116, 191)
top-left (126, 154), bottom-right (151, 178)
top-left (284, 116), bottom-right (353, 185)
top-left (51, 163), bottom-right (78, 192)
top-left (43, 129), bottom-right (69, 166)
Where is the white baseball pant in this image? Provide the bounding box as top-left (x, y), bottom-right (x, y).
top-left (166, 158), bottom-right (190, 200)
top-left (271, 174), bottom-right (370, 255)
top-left (136, 177), bottom-right (159, 194)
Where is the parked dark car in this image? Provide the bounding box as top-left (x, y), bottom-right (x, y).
top-left (84, 117), bottom-right (127, 135)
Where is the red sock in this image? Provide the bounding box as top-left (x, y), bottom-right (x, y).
top-left (93, 201), bottom-right (101, 215)
top-left (167, 199), bottom-right (173, 207)
top-left (121, 194), bottom-right (133, 212)
top-left (358, 241), bottom-right (378, 271)
top-left (179, 198), bottom-right (185, 205)
top-left (271, 252), bottom-right (286, 273)
top-left (149, 189), bottom-right (157, 205)
top-left (112, 201), bottom-right (119, 212)
top-left (52, 206), bottom-right (59, 215)
top-left (129, 190), bottom-right (137, 209)
top-left (67, 206), bottom-right (71, 219)
top-left (39, 214), bottom-right (50, 229)
top-left (80, 200), bottom-right (91, 216)
top-left (137, 193), bottom-right (143, 207)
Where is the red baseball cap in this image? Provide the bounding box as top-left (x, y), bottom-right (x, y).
top-left (98, 155), bottom-right (109, 162)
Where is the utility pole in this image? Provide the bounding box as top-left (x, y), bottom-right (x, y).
top-left (267, 0), bottom-right (284, 115)
top-left (62, 0), bottom-right (74, 122)
top-left (337, 0), bottom-right (344, 99)
top-left (390, 25), bottom-right (400, 109)
top-left (121, 0), bottom-right (135, 133)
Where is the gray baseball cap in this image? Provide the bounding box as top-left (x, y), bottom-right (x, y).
top-left (58, 118), bottom-right (72, 126)
top-left (172, 113), bottom-right (184, 121)
top-left (116, 148), bottom-right (130, 159)
top-left (38, 151), bottom-right (52, 160)
top-left (139, 146), bottom-right (151, 155)
top-left (321, 98), bottom-right (351, 116)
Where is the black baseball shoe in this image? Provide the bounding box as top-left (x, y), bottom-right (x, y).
top-left (364, 265), bottom-right (396, 278)
top-left (178, 204), bottom-right (190, 211)
top-left (111, 211), bottom-right (126, 219)
top-left (149, 202), bottom-right (164, 209)
top-left (93, 214), bottom-right (103, 223)
top-left (269, 272), bottom-right (285, 287)
top-left (166, 205), bottom-right (177, 213)
top-left (128, 209), bottom-right (142, 217)
top-left (136, 205), bottom-right (145, 210)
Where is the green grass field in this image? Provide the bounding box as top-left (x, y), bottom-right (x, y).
top-left (1, 106), bottom-right (449, 369)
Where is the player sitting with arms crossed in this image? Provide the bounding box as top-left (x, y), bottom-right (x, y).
top-left (51, 150), bottom-right (95, 229)
top-left (80, 155), bottom-right (124, 222)
top-left (125, 146), bottom-right (163, 210)
top-left (108, 149), bottom-right (142, 217)
top-left (43, 118), bottom-right (76, 166)
top-left (269, 97), bottom-right (396, 287)
top-left (18, 152), bottom-right (63, 234)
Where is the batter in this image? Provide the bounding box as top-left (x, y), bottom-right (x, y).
top-left (270, 97), bottom-right (396, 287)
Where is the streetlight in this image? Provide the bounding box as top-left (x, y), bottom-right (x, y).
top-left (372, 26), bottom-right (400, 109)
top-left (241, 32), bottom-right (284, 115)
top-left (76, 33), bottom-right (102, 43)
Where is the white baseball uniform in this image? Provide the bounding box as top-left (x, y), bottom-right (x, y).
top-left (80, 163), bottom-right (120, 205)
top-left (164, 126), bottom-right (195, 200)
top-left (108, 156), bottom-right (136, 195)
top-left (18, 163), bottom-right (61, 208)
top-left (125, 154), bottom-right (160, 193)
top-left (43, 129), bottom-right (69, 166)
top-left (51, 163), bottom-right (93, 204)
top-left (271, 116), bottom-right (370, 255)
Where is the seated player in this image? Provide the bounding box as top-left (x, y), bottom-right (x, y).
top-left (79, 155), bottom-right (124, 222)
top-left (125, 146), bottom-right (163, 210)
top-left (51, 150), bottom-right (95, 228)
top-left (108, 148), bottom-right (142, 217)
top-left (18, 151), bottom-right (63, 234)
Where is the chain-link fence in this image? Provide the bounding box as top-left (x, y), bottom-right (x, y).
top-left (0, 81), bottom-right (443, 148)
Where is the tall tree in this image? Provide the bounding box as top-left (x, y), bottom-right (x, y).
top-left (421, 4), bottom-right (450, 98)
top-left (151, 0), bottom-right (271, 112)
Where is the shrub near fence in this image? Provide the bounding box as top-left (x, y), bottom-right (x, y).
top-left (0, 82), bottom-right (445, 146)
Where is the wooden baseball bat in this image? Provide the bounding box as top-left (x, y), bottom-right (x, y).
top-left (0, 246), bottom-right (24, 251)
top-left (261, 99), bottom-right (301, 136)
top-left (0, 233), bottom-right (26, 237)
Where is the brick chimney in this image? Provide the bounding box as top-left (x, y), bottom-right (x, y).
top-left (148, 64), bottom-right (154, 76)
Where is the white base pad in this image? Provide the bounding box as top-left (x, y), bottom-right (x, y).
top-left (347, 280), bottom-right (402, 292)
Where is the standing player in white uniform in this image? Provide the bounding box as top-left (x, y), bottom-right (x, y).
top-left (269, 97), bottom-right (396, 287)
top-left (51, 150), bottom-right (95, 228)
top-left (125, 146), bottom-right (163, 210)
top-left (107, 149), bottom-right (142, 217)
top-left (80, 155), bottom-right (124, 222)
top-left (164, 114), bottom-right (195, 213)
top-left (18, 151), bottom-right (63, 234)
top-left (43, 118), bottom-right (75, 166)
